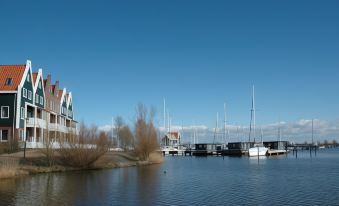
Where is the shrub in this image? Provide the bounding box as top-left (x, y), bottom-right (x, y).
top-left (57, 125), bottom-right (111, 168)
top-left (0, 157), bottom-right (19, 179)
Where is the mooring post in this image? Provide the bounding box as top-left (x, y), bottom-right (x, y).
top-left (309, 146), bottom-right (312, 158)
top-left (315, 146), bottom-right (317, 156)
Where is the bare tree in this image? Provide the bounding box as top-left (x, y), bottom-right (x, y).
top-left (332, 139), bottom-right (337, 146)
top-left (134, 103), bottom-right (159, 161)
top-left (119, 125), bottom-right (134, 150)
top-left (324, 139), bottom-right (329, 146)
top-left (58, 124), bottom-right (111, 168)
top-left (114, 116), bottom-right (124, 148)
top-left (40, 119), bottom-right (56, 167)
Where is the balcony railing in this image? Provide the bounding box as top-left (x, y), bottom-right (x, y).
top-left (26, 118), bottom-right (47, 129)
top-left (49, 123), bottom-right (58, 131)
top-left (26, 117), bottom-right (77, 134)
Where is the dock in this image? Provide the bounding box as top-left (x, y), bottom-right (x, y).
top-left (161, 141), bottom-right (292, 157)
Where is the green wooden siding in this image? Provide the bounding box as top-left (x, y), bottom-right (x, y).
top-left (68, 100), bottom-right (73, 119)
top-left (61, 97), bottom-right (67, 116)
top-left (0, 94), bottom-right (16, 127)
top-left (19, 70), bottom-right (34, 128)
top-left (34, 77), bottom-right (44, 108)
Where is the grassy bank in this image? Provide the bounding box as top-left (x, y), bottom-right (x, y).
top-left (0, 150), bottom-right (163, 179)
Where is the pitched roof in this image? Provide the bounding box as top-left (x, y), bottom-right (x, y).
top-left (32, 72), bottom-right (38, 86)
top-left (51, 85), bottom-right (56, 93)
top-left (166, 132), bottom-right (180, 140)
top-left (0, 64), bottom-right (26, 91)
top-left (58, 90), bottom-right (63, 100)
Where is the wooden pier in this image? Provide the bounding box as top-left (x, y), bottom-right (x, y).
top-left (161, 142), bottom-right (324, 157)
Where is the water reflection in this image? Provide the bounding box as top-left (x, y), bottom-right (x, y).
top-left (1, 150), bottom-right (339, 205)
top-left (136, 165), bottom-right (161, 205)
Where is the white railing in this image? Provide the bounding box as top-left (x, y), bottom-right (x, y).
top-left (58, 125), bottom-right (69, 133)
top-left (26, 118), bottom-right (47, 129)
top-left (49, 123), bottom-right (58, 131)
top-left (26, 118), bottom-right (35, 127)
top-left (36, 118), bottom-right (47, 129)
top-left (26, 121), bottom-right (76, 134)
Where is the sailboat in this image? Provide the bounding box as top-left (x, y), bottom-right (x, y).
top-left (248, 86), bottom-right (268, 157)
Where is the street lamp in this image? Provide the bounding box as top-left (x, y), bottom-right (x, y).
top-left (24, 117), bottom-right (29, 159)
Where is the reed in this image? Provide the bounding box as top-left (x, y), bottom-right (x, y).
top-left (0, 157), bottom-right (19, 179)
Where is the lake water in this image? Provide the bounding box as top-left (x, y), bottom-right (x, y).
top-left (1, 149), bottom-right (339, 206)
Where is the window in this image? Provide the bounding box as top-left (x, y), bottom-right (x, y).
top-left (38, 81), bottom-right (42, 89)
top-left (28, 90), bottom-right (32, 100)
top-left (23, 88), bottom-right (27, 98)
top-left (0, 130), bottom-right (8, 141)
top-left (40, 96), bottom-right (43, 105)
top-left (5, 78), bottom-right (13, 86)
top-left (27, 75), bottom-right (30, 82)
top-left (1, 106), bottom-right (9, 119)
top-left (21, 107), bottom-right (25, 119)
top-left (36, 94), bottom-right (39, 103)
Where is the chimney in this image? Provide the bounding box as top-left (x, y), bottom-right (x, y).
top-left (55, 81), bottom-right (59, 96)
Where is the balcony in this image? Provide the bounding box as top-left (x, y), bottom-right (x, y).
top-left (26, 118), bottom-right (47, 129)
top-left (36, 118), bottom-right (47, 128)
top-left (59, 125), bottom-right (69, 133)
top-left (26, 118), bottom-right (35, 127)
top-left (48, 123), bottom-right (58, 131)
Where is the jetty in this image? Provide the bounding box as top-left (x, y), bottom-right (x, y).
top-left (161, 141), bottom-right (294, 157)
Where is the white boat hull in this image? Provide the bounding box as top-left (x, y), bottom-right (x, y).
top-left (248, 147), bottom-right (268, 157)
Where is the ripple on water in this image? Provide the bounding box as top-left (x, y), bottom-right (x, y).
top-left (1, 150), bottom-right (339, 205)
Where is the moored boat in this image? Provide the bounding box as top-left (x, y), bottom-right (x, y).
top-left (248, 143), bottom-right (268, 156)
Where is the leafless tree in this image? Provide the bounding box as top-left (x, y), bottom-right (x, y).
top-left (134, 103), bottom-right (159, 161)
top-left (119, 125), bottom-right (134, 150)
top-left (114, 116), bottom-right (124, 147)
top-left (58, 124), bottom-right (111, 168)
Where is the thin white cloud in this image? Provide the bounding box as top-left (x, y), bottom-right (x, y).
top-left (99, 119), bottom-right (339, 144)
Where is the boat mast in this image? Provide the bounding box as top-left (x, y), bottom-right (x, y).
top-left (278, 120), bottom-right (281, 142)
top-left (224, 103), bottom-right (227, 144)
top-left (163, 98), bottom-right (166, 133)
top-left (217, 112), bottom-right (219, 142)
top-left (249, 85), bottom-right (256, 142)
top-left (167, 110), bottom-right (170, 133)
top-left (312, 119), bottom-right (314, 145)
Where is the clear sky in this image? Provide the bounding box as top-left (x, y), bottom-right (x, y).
top-left (1, 0), bottom-right (338, 141)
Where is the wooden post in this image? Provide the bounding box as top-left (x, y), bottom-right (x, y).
top-left (315, 146), bottom-right (317, 156)
top-left (310, 146), bottom-right (312, 157)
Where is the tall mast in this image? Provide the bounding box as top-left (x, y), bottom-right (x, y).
top-left (167, 110), bottom-right (170, 133)
top-left (249, 85), bottom-right (256, 142)
top-left (312, 119), bottom-right (314, 145)
top-left (163, 98), bottom-right (166, 133)
top-left (224, 103), bottom-right (227, 143)
top-left (253, 85), bottom-right (256, 141)
top-left (217, 112), bottom-right (219, 141)
top-left (278, 121), bottom-right (281, 141)
top-left (112, 116), bottom-right (114, 143)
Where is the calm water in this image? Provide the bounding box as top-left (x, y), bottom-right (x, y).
top-left (1, 149), bottom-right (339, 206)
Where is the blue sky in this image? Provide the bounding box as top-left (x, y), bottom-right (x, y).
top-left (1, 0), bottom-right (338, 141)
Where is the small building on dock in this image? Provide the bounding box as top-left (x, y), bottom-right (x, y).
top-left (263, 141), bottom-right (288, 150)
top-left (227, 142), bottom-right (254, 150)
top-left (161, 131), bottom-right (181, 147)
top-left (224, 142), bottom-right (254, 156)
